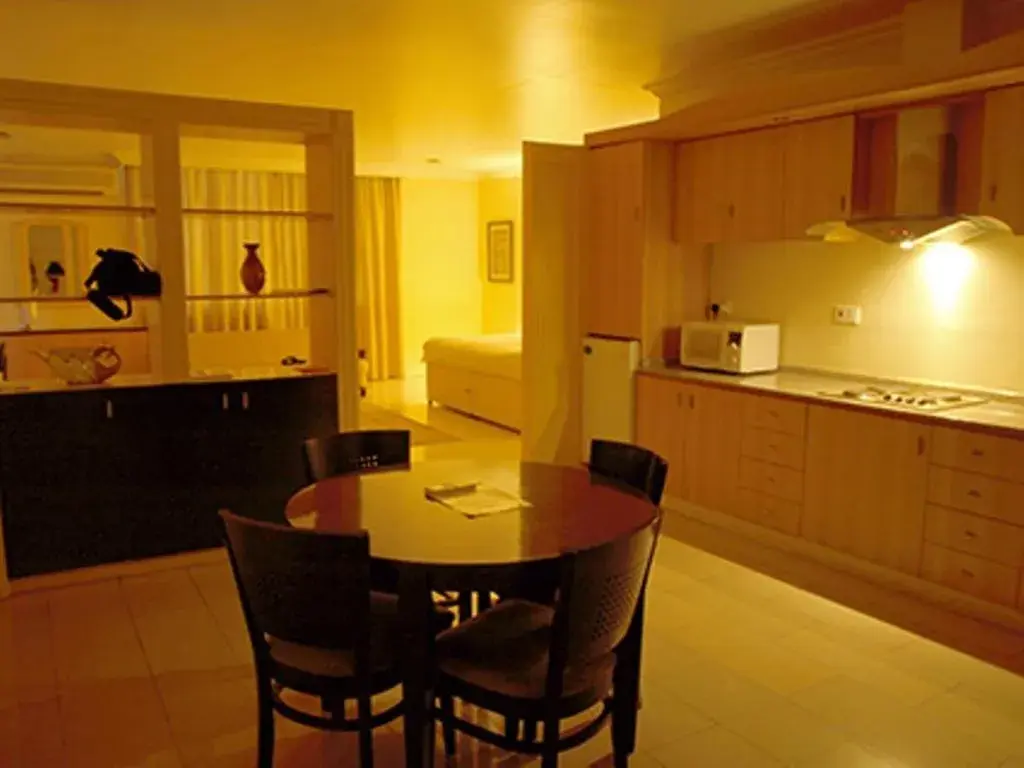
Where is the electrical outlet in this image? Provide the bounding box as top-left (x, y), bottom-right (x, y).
top-left (833, 305), bottom-right (862, 326)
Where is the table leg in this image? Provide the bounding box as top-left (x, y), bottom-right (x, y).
top-left (399, 568), bottom-right (435, 768)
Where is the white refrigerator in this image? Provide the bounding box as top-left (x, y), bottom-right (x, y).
top-left (581, 336), bottom-right (642, 462)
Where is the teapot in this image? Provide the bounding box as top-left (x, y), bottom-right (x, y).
top-left (33, 345), bottom-right (123, 386)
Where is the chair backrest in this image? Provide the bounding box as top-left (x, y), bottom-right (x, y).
top-left (220, 509), bottom-right (371, 654)
top-left (589, 439), bottom-right (668, 505)
top-left (303, 429), bottom-right (411, 482)
top-left (550, 514), bottom-right (661, 682)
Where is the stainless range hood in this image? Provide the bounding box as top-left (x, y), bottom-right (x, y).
top-left (806, 105), bottom-right (1014, 248)
top-left (807, 214), bottom-right (1013, 249)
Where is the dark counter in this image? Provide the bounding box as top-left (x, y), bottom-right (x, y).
top-left (0, 374), bottom-right (338, 577)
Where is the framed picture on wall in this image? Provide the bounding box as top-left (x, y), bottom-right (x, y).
top-left (486, 220), bottom-right (514, 283)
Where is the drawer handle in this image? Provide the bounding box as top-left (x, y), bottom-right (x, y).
top-left (970, 448), bottom-right (985, 457)
top-left (222, 393), bottom-right (230, 411)
top-left (105, 399), bottom-right (114, 419)
top-left (242, 391), bottom-right (250, 410)
top-left (967, 489), bottom-right (982, 499)
top-left (767, 410), bottom-right (779, 418)
top-left (963, 530), bottom-right (977, 539)
top-left (767, 444), bottom-right (779, 451)
top-left (960, 568), bottom-right (975, 579)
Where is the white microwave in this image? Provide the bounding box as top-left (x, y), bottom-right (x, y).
top-left (679, 321), bottom-right (780, 374)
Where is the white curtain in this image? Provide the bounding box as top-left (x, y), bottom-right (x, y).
top-left (355, 177), bottom-right (403, 380)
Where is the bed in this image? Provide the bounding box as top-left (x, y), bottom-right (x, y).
top-left (423, 333), bottom-right (522, 432)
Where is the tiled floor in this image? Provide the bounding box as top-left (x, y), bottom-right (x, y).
top-left (4, 436), bottom-right (1024, 766)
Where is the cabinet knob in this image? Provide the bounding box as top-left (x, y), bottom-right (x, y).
top-left (963, 529), bottom-right (977, 539)
top-left (989, 184), bottom-right (998, 202)
top-left (960, 568), bottom-right (975, 579)
top-left (839, 194), bottom-right (847, 212)
top-left (967, 489), bottom-right (982, 499)
top-left (242, 391), bottom-right (250, 411)
top-left (688, 394), bottom-right (695, 409)
top-left (105, 400), bottom-right (114, 419)
top-left (222, 393), bottom-right (230, 411)
top-left (970, 448), bottom-right (985, 457)
top-left (917, 436), bottom-right (926, 456)
top-left (728, 203), bottom-right (736, 219)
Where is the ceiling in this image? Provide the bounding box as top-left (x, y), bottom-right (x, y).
top-left (0, 0), bottom-right (820, 175)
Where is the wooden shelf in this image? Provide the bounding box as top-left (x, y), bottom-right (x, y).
top-left (0, 326), bottom-right (148, 338)
top-left (185, 288), bottom-right (330, 301)
top-left (182, 207), bottom-right (332, 221)
top-left (0, 202), bottom-right (156, 216)
top-left (0, 295), bottom-right (159, 305)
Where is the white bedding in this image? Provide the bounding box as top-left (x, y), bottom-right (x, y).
top-left (422, 334), bottom-right (522, 381)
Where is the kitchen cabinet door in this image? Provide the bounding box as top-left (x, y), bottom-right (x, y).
top-left (980, 85), bottom-right (1024, 233)
top-left (802, 405), bottom-right (929, 575)
top-left (677, 129), bottom-right (785, 244)
top-left (635, 375), bottom-right (686, 500)
top-left (585, 142), bottom-right (645, 340)
top-left (685, 385), bottom-right (744, 515)
top-left (783, 116), bottom-right (856, 239)
top-left (729, 127), bottom-right (787, 243)
top-left (677, 136), bottom-right (732, 244)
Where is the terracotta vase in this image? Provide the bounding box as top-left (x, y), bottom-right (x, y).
top-left (240, 243), bottom-right (266, 295)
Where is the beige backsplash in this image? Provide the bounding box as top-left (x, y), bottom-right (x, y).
top-left (710, 234), bottom-right (1024, 393)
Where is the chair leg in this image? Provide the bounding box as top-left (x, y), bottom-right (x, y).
top-left (256, 678), bottom-right (276, 768)
top-left (457, 592), bottom-right (473, 622)
top-left (611, 694), bottom-right (638, 767)
top-left (357, 689), bottom-right (374, 768)
top-left (541, 716), bottom-right (559, 768)
top-left (440, 693), bottom-right (456, 757)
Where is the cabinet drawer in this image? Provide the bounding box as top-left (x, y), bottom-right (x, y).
top-left (920, 544), bottom-right (1020, 607)
top-left (932, 427), bottom-right (1024, 483)
top-left (738, 457), bottom-right (804, 503)
top-left (924, 505), bottom-right (1024, 567)
top-left (927, 467), bottom-right (1024, 526)
top-left (740, 428), bottom-right (805, 470)
top-left (735, 488), bottom-right (802, 535)
top-left (742, 396), bottom-right (806, 437)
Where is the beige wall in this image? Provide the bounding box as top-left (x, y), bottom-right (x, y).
top-left (478, 177), bottom-right (522, 333)
top-left (710, 235), bottom-right (1024, 392)
top-left (399, 178), bottom-right (481, 375)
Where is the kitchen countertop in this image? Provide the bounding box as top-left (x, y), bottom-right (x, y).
top-left (639, 362), bottom-right (1024, 437)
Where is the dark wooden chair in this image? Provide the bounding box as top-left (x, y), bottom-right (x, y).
top-left (588, 439), bottom-right (668, 506)
top-left (434, 515), bottom-right (661, 767)
top-left (220, 509), bottom-right (453, 768)
top-left (302, 429), bottom-right (468, 618)
top-left (303, 429), bottom-right (412, 480)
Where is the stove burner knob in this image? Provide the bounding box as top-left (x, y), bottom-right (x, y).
top-left (905, 397), bottom-right (916, 405)
top-left (883, 394), bottom-right (893, 401)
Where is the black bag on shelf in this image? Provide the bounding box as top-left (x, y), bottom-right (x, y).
top-left (84, 248), bottom-right (163, 321)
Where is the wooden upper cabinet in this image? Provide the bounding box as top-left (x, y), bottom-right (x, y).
top-left (782, 116), bottom-right (856, 239)
top-left (980, 85), bottom-right (1024, 233)
top-left (676, 127), bottom-right (786, 244)
top-left (585, 142), bottom-right (645, 340)
top-left (802, 405), bottom-right (930, 575)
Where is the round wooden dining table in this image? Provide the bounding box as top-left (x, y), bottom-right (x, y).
top-left (284, 459), bottom-right (659, 768)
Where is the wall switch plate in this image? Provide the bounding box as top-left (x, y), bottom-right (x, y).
top-left (833, 305), bottom-right (862, 326)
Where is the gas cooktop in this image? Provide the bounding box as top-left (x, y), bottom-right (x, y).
top-left (818, 386), bottom-right (986, 412)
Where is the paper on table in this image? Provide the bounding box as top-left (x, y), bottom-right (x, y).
top-left (425, 484), bottom-right (532, 519)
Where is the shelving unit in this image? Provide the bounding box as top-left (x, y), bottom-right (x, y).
top-left (185, 288), bottom-right (330, 301)
top-left (0, 326), bottom-right (147, 337)
top-left (0, 295), bottom-right (160, 305)
top-left (182, 207), bottom-right (331, 221)
top-left (0, 76), bottom-right (357, 431)
top-left (0, 201), bottom-right (156, 216)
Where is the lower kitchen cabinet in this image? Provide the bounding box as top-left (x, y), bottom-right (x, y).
top-left (0, 374), bottom-right (338, 578)
top-left (801, 404), bottom-right (930, 575)
top-left (635, 375), bottom-right (741, 509)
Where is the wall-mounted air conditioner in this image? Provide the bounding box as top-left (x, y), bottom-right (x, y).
top-left (0, 164), bottom-right (121, 199)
